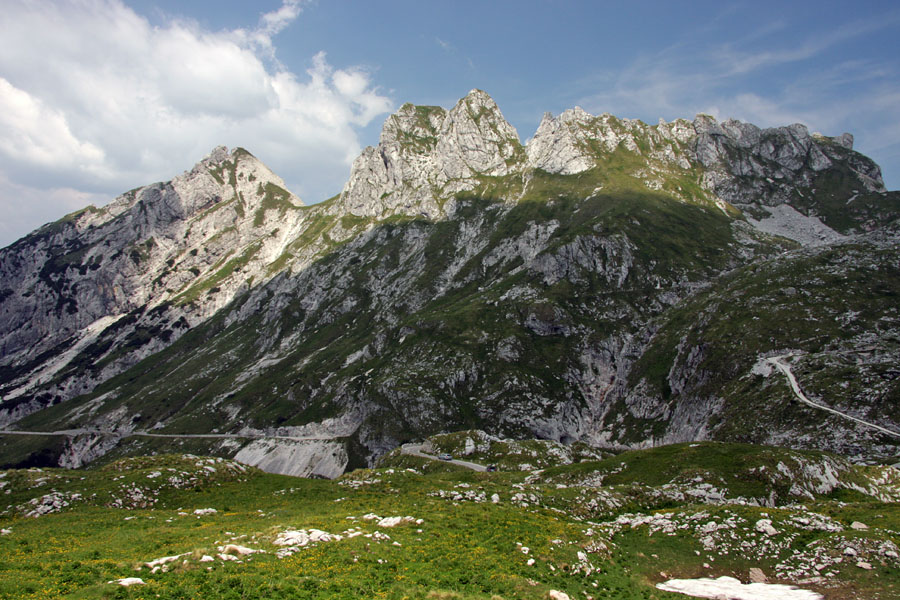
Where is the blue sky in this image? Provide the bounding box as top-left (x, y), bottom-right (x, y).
top-left (2, 0), bottom-right (899, 247)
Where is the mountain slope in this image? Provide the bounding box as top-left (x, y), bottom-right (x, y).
top-left (624, 228), bottom-right (900, 456)
top-left (1, 90), bottom-right (898, 474)
top-left (0, 147), bottom-right (309, 423)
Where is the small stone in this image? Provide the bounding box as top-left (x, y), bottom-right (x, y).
top-left (527, 558), bottom-right (535, 566)
top-left (843, 547), bottom-right (857, 557)
top-left (548, 591), bottom-right (570, 600)
top-left (748, 567), bottom-right (767, 583)
top-left (755, 519), bottom-right (778, 536)
top-left (850, 521), bottom-right (868, 530)
top-left (699, 521), bottom-right (719, 533)
top-left (856, 561), bottom-right (873, 570)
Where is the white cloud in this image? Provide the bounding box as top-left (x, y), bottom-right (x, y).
top-left (0, 78), bottom-right (106, 171)
top-left (0, 0), bottom-right (393, 247)
top-left (259, 0), bottom-right (304, 37)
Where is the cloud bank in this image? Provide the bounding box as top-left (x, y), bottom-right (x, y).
top-left (0, 0), bottom-right (392, 247)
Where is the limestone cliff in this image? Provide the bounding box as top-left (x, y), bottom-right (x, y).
top-left (336, 89), bottom-right (524, 219)
top-left (0, 147), bottom-right (305, 425)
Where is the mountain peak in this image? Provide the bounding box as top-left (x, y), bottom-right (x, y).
top-left (201, 145), bottom-right (231, 166)
top-left (463, 87), bottom-right (491, 100)
top-left (337, 91), bottom-right (523, 219)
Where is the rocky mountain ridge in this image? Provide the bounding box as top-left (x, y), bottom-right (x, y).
top-left (0, 146), bottom-right (308, 426)
top-left (1, 90), bottom-right (897, 476)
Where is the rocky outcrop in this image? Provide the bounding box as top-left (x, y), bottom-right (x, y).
top-left (334, 91), bottom-right (885, 242)
top-left (526, 108), bottom-right (696, 175)
top-left (58, 433), bottom-right (121, 469)
top-left (692, 117), bottom-right (884, 211)
top-left (525, 107), bottom-right (886, 241)
top-left (336, 89), bottom-right (523, 219)
top-left (233, 439), bottom-right (348, 479)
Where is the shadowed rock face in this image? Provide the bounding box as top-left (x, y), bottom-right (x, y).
top-left (1, 90), bottom-right (898, 475)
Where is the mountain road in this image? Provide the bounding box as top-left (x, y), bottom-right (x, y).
top-left (767, 354), bottom-right (900, 439)
top-left (401, 443), bottom-right (487, 472)
top-left (0, 429), bottom-right (338, 442)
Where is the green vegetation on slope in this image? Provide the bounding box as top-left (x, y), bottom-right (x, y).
top-left (626, 240), bottom-right (900, 453)
top-left (0, 443), bottom-right (898, 599)
top-left (6, 167), bottom-right (792, 469)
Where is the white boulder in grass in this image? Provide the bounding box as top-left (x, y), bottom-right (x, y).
top-left (274, 530), bottom-right (311, 547)
top-left (145, 553), bottom-right (189, 568)
top-left (109, 578), bottom-right (145, 586)
top-left (377, 516), bottom-right (416, 528)
top-left (218, 544), bottom-right (258, 556)
top-left (754, 519), bottom-right (778, 536)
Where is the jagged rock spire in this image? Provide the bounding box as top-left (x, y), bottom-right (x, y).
top-left (336, 89), bottom-right (523, 219)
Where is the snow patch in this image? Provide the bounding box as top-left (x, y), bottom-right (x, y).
top-left (657, 575), bottom-right (822, 599)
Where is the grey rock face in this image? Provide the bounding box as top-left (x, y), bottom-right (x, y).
top-left (336, 89), bottom-right (523, 219)
top-left (0, 147), bottom-right (306, 425)
top-left (526, 109), bottom-right (602, 175)
top-left (526, 108), bottom-right (698, 175)
top-left (524, 107), bottom-right (885, 242)
top-left (335, 92), bottom-right (884, 246)
top-left (233, 439), bottom-right (348, 479)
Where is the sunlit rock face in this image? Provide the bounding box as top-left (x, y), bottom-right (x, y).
top-left (0, 146), bottom-right (305, 425)
top-left (336, 89), bottom-right (524, 219)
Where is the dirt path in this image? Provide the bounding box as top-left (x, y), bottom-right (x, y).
top-left (767, 355), bottom-right (900, 439)
top-left (401, 443), bottom-right (487, 472)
